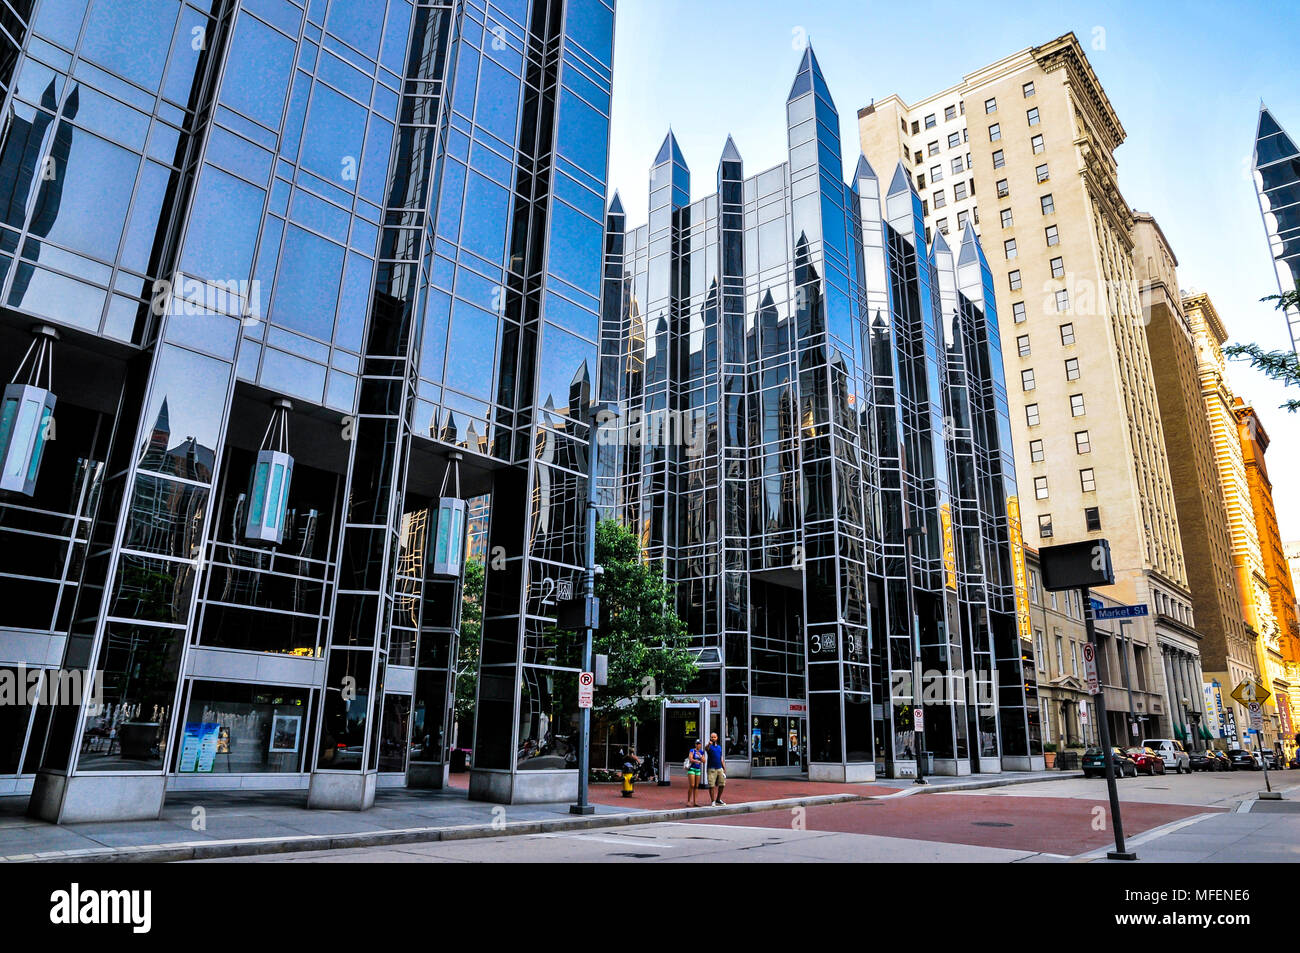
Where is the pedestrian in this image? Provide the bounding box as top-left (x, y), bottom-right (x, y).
top-left (686, 739), bottom-right (705, 806)
top-left (706, 731), bottom-right (727, 805)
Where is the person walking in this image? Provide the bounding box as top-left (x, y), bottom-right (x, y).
top-left (706, 731), bottom-right (727, 805)
top-left (685, 739), bottom-right (705, 806)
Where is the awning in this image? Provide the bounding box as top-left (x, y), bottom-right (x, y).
top-left (1173, 723), bottom-right (1186, 741)
top-left (1199, 724), bottom-right (1212, 741)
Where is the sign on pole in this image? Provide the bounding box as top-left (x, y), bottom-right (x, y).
top-left (1082, 642), bottom-right (1100, 695)
top-left (1248, 701), bottom-right (1264, 732)
top-left (578, 671), bottom-right (594, 709)
top-left (1093, 605), bottom-right (1150, 621)
top-left (1231, 679), bottom-right (1271, 707)
top-left (913, 707), bottom-right (924, 732)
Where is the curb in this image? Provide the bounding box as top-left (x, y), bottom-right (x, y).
top-left (1, 791), bottom-right (869, 864)
top-left (0, 770), bottom-right (1087, 863)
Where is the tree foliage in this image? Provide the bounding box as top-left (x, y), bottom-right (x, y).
top-left (454, 559), bottom-right (483, 721)
top-left (589, 519), bottom-right (697, 725)
top-left (1222, 290), bottom-right (1300, 413)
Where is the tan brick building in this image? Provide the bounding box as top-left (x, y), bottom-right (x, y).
top-left (858, 33), bottom-right (1193, 744)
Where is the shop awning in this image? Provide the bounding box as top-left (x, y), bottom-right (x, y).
top-left (1173, 723), bottom-right (1186, 741)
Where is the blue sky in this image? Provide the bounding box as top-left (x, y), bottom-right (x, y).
top-left (606, 0), bottom-right (1300, 540)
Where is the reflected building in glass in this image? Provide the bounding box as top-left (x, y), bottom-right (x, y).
top-left (1252, 105), bottom-right (1300, 357)
top-left (0, 0), bottom-right (615, 820)
top-left (599, 48), bottom-right (1039, 780)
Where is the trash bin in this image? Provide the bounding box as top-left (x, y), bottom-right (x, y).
top-left (922, 751), bottom-right (934, 774)
top-left (449, 748), bottom-right (467, 773)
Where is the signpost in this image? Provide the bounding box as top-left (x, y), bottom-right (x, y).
top-left (1082, 642), bottom-right (1100, 696)
top-left (1092, 605), bottom-right (1149, 621)
top-left (578, 671), bottom-right (594, 709)
top-left (1039, 539), bottom-right (1134, 860)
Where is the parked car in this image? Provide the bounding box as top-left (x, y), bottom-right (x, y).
top-left (1260, 750), bottom-right (1281, 770)
top-left (1126, 746), bottom-right (1167, 776)
top-left (1211, 750), bottom-right (1233, 771)
top-left (1226, 748), bottom-right (1262, 770)
top-left (1082, 746), bottom-right (1137, 779)
top-left (1187, 749), bottom-right (1217, 772)
top-left (1142, 738), bottom-right (1191, 774)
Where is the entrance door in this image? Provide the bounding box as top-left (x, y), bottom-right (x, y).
top-left (660, 701), bottom-right (708, 782)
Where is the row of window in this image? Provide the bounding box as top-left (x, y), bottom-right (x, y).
top-left (983, 81), bottom-right (1037, 117)
top-left (1025, 393), bottom-right (1086, 426)
top-left (1017, 322), bottom-right (1077, 353)
top-left (1028, 430), bottom-right (1092, 459)
top-left (1002, 227), bottom-right (1061, 259)
top-left (998, 193), bottom-right (1055, 229)
top-left (1038, 507), bottom-right (1102, 538)
top-left (1031, 467), bottom-right (1097, 500)
top-left (1019, 356), bottom-right (1080, 387)
top-left (908, 100), bottom-right (964, 136)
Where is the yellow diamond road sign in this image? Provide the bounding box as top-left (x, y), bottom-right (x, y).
top-left (1230, 679), bottom-right (1270, 706)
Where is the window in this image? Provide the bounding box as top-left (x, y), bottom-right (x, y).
top-left (1065, 357), bottom-right (1080, 380)
top-left (1021, 368), bottom-right (1035, 390)
top-left (1023, 80), bottom-right (1036, 97)
top-left (1025, 403), bottom-right (1040, 426)
top-left (1048, 257), bottom-right (1064, 280)
top-left (985, 97), bottom-right (997, 114)
top-left (917, 173), bottom-right (927, 190)
top-left (1027, 107), bottom-right (1040, 126)
top-left (953, 181), bottom-right (968, 200)
top-left (928, 140), bottom-right (940, 156)
top-left (1009, 269), bottom-right (1022, 291)
top-left (1055, 634), bottom-right (1065, 672)
top-left (996, 178), bottom-right (1010, 198)
top-left (1070, 393), bottom-right (1085, 417)
top-left (1075, 430), bottom-right (1091, 454)
top-left (1055, 289), bottom-right (1070, 312)
top-left (930, 164), bottom-right (943, 182)
top-left (957, 210), bottom-right (969, 229)
top-left (1085, 506), bottom-right (1102, 532)
top-left (989, 122), bottom-right (1002, 141)
top-left (1045, 224), bottom-right (1060, 246)
top-left (1041, 193), bottom-right (1054, 215)
top-left (1001, 208), bottom-right (1014, 228)
top-left (936, 217), bottom-right (949, 234)
top-left (1036, 163), bottom-right (1050, 183)
top-left (1035, 629), bottom-right (1046, 669)
top-left (1005, 238), bottom-right (1018, 260)
top-left (948, 132), bottom-right (961, 149)
top-left (1059, 322), bottom-right (1075, 345)
top-left (911, 121), bottom-right (920, 135)
top-left (1029, 438), bottom-right (1044, 462)
top-left (1034, 476), bottom-right (1049, 499)
top-left (945, 104), bottom-right (957, 121)
top-left (963, 128), bottom-right (968, 142)
top-left (951, 157), bottom-right (964, 174)
top-left (922, 200), bottom-right (929, 217)
top-left (933, 189), bottom-right (946, 208)
top-left (1070, 642), bottom-right (1079, 677)
top-left (992, 149), bottom-right (1006, 169)
top-left (924, 113), bottom-right (937, 129)
top-left (1039, 513), bottom-right (1053, 538)
top-left (1080, 468), bottom-right (1096, 492)
top-left (1031, 134), bottom-right (1045, 154)
top-left (1017, 334), bottom-right (1032, 357)
top-left (1012, 301), bottom-right (1026, 323)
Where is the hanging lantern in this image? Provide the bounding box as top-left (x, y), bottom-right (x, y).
top-left (0, 325), bottom-right (59, 497)
top-left (431, 450), bottom-right (466, 578)
top-left (245, 398), bottom-right (294, 545)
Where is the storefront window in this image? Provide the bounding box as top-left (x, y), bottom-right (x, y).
top-left (176, 680), bottom-right (312, 774)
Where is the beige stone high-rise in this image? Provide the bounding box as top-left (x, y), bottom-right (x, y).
top-left (859, 33), bottom-right (1196, 744)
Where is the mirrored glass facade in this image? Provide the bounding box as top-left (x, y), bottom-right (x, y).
top-left (1253, 106), bottom-right (1300, 356)
top-left (598, 48), bottom-right (1037, 780)
top-left (0, 0), bottom-right (614, 818)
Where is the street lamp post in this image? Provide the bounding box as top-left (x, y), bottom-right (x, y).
top-left (571, 400), bottom-right (617, 816)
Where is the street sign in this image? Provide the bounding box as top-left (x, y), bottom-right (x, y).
top-left (1093, 604), bottom-right (1150, 621)
top-left (913, 707), bottom-right (924, 732)
top-left (1039, 539), bottom-right (1114, 591)
top-left (1230, 679), bottom-right (1271, 706)
top-left (1082, 642), bottom-right (1100, 695)
top-left (578, 671), bottom-right (594, 709)
top-left (1248, 701), bottom-right (1264, 732)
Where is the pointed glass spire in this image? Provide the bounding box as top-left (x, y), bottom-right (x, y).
top-left (931, 228), bottom-right (951, 257)
top-left (886, 161), bottom-right (913, 197)
top-left (720, 134), bottom-right (742, 165)
top-left (1254, 106), bottom-right (1299, 169)
top-left (957, 223), bottom-right (986, 268)
top-left (654, 128), bottom-right (686, 167)
top-left (787, 43), bottom-right (832, 106)
top-left (608, 190), bottom-right (624, 216)
top-left (853, 154), bottom-right (877, 183)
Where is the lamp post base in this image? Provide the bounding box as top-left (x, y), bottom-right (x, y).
top-left (569, 804), bottom-right (596, 815)
top-left (1106, 851), bottom-right (1138, 861)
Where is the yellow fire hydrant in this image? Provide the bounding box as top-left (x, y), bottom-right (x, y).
top-left (621, 768), bottom-right (635, 797)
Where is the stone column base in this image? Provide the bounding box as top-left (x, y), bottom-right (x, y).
top-left (29, 772), bottom-right (166, 824)
top-left (307, 771), bottom-right (377, 810)
top-left (468, 768), bottom-right (578, 804)
top-left (1000, 754), bottom-right (1036, 772)
top-left (931, 758), bottom-right (972, 776)
top-left (808, 762), bottom-right (876, 783)
top-left (406, 762), bottom-right (449, 789)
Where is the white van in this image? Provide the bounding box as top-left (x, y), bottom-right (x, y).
top-left (1142, 738), bottom-right (1190, 774)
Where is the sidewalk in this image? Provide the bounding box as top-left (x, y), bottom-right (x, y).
top-left (0, 769), bottom-right (1080, 863)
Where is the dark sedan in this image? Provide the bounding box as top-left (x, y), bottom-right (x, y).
top-left (1082, 746), bottom-right (1137, 779)
top-left (1227, 748), bottom-right (1262, 770)
top-left (1187, 749), bottom-right (1217, 772)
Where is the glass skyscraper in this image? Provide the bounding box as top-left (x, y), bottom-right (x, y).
top-left (0, 0), bottom-right (614, 820)
top-left (598, 48), bottom-right (1039, 780)
top-left (1253, 105), bottom-right (1300, 356)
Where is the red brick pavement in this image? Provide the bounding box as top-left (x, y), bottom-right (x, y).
top-left (690, 792), bottom-right (1221, 854)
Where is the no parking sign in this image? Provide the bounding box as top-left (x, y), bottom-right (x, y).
top-left (578, 671), bottom-right (594, 709)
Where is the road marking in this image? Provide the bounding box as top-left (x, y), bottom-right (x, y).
top-left (1069, 812), bottom-right (1218, 862)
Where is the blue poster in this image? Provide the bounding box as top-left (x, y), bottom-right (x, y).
top-left (179, 722), bottom-right (220, 773)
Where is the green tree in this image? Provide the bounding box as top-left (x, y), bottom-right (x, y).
top-left (454, 559), bottom-right (483, 722)
top-left (1223, 289), bottom-right (1300, 412)
top-left (587, 518), bottom-right (697, 725)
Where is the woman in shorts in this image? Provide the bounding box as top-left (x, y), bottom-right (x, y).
top-left (686, 739), bottom-right (705, 806)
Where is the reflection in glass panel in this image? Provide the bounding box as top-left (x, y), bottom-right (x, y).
top-left (177, 680), bottom-right (311, 773)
